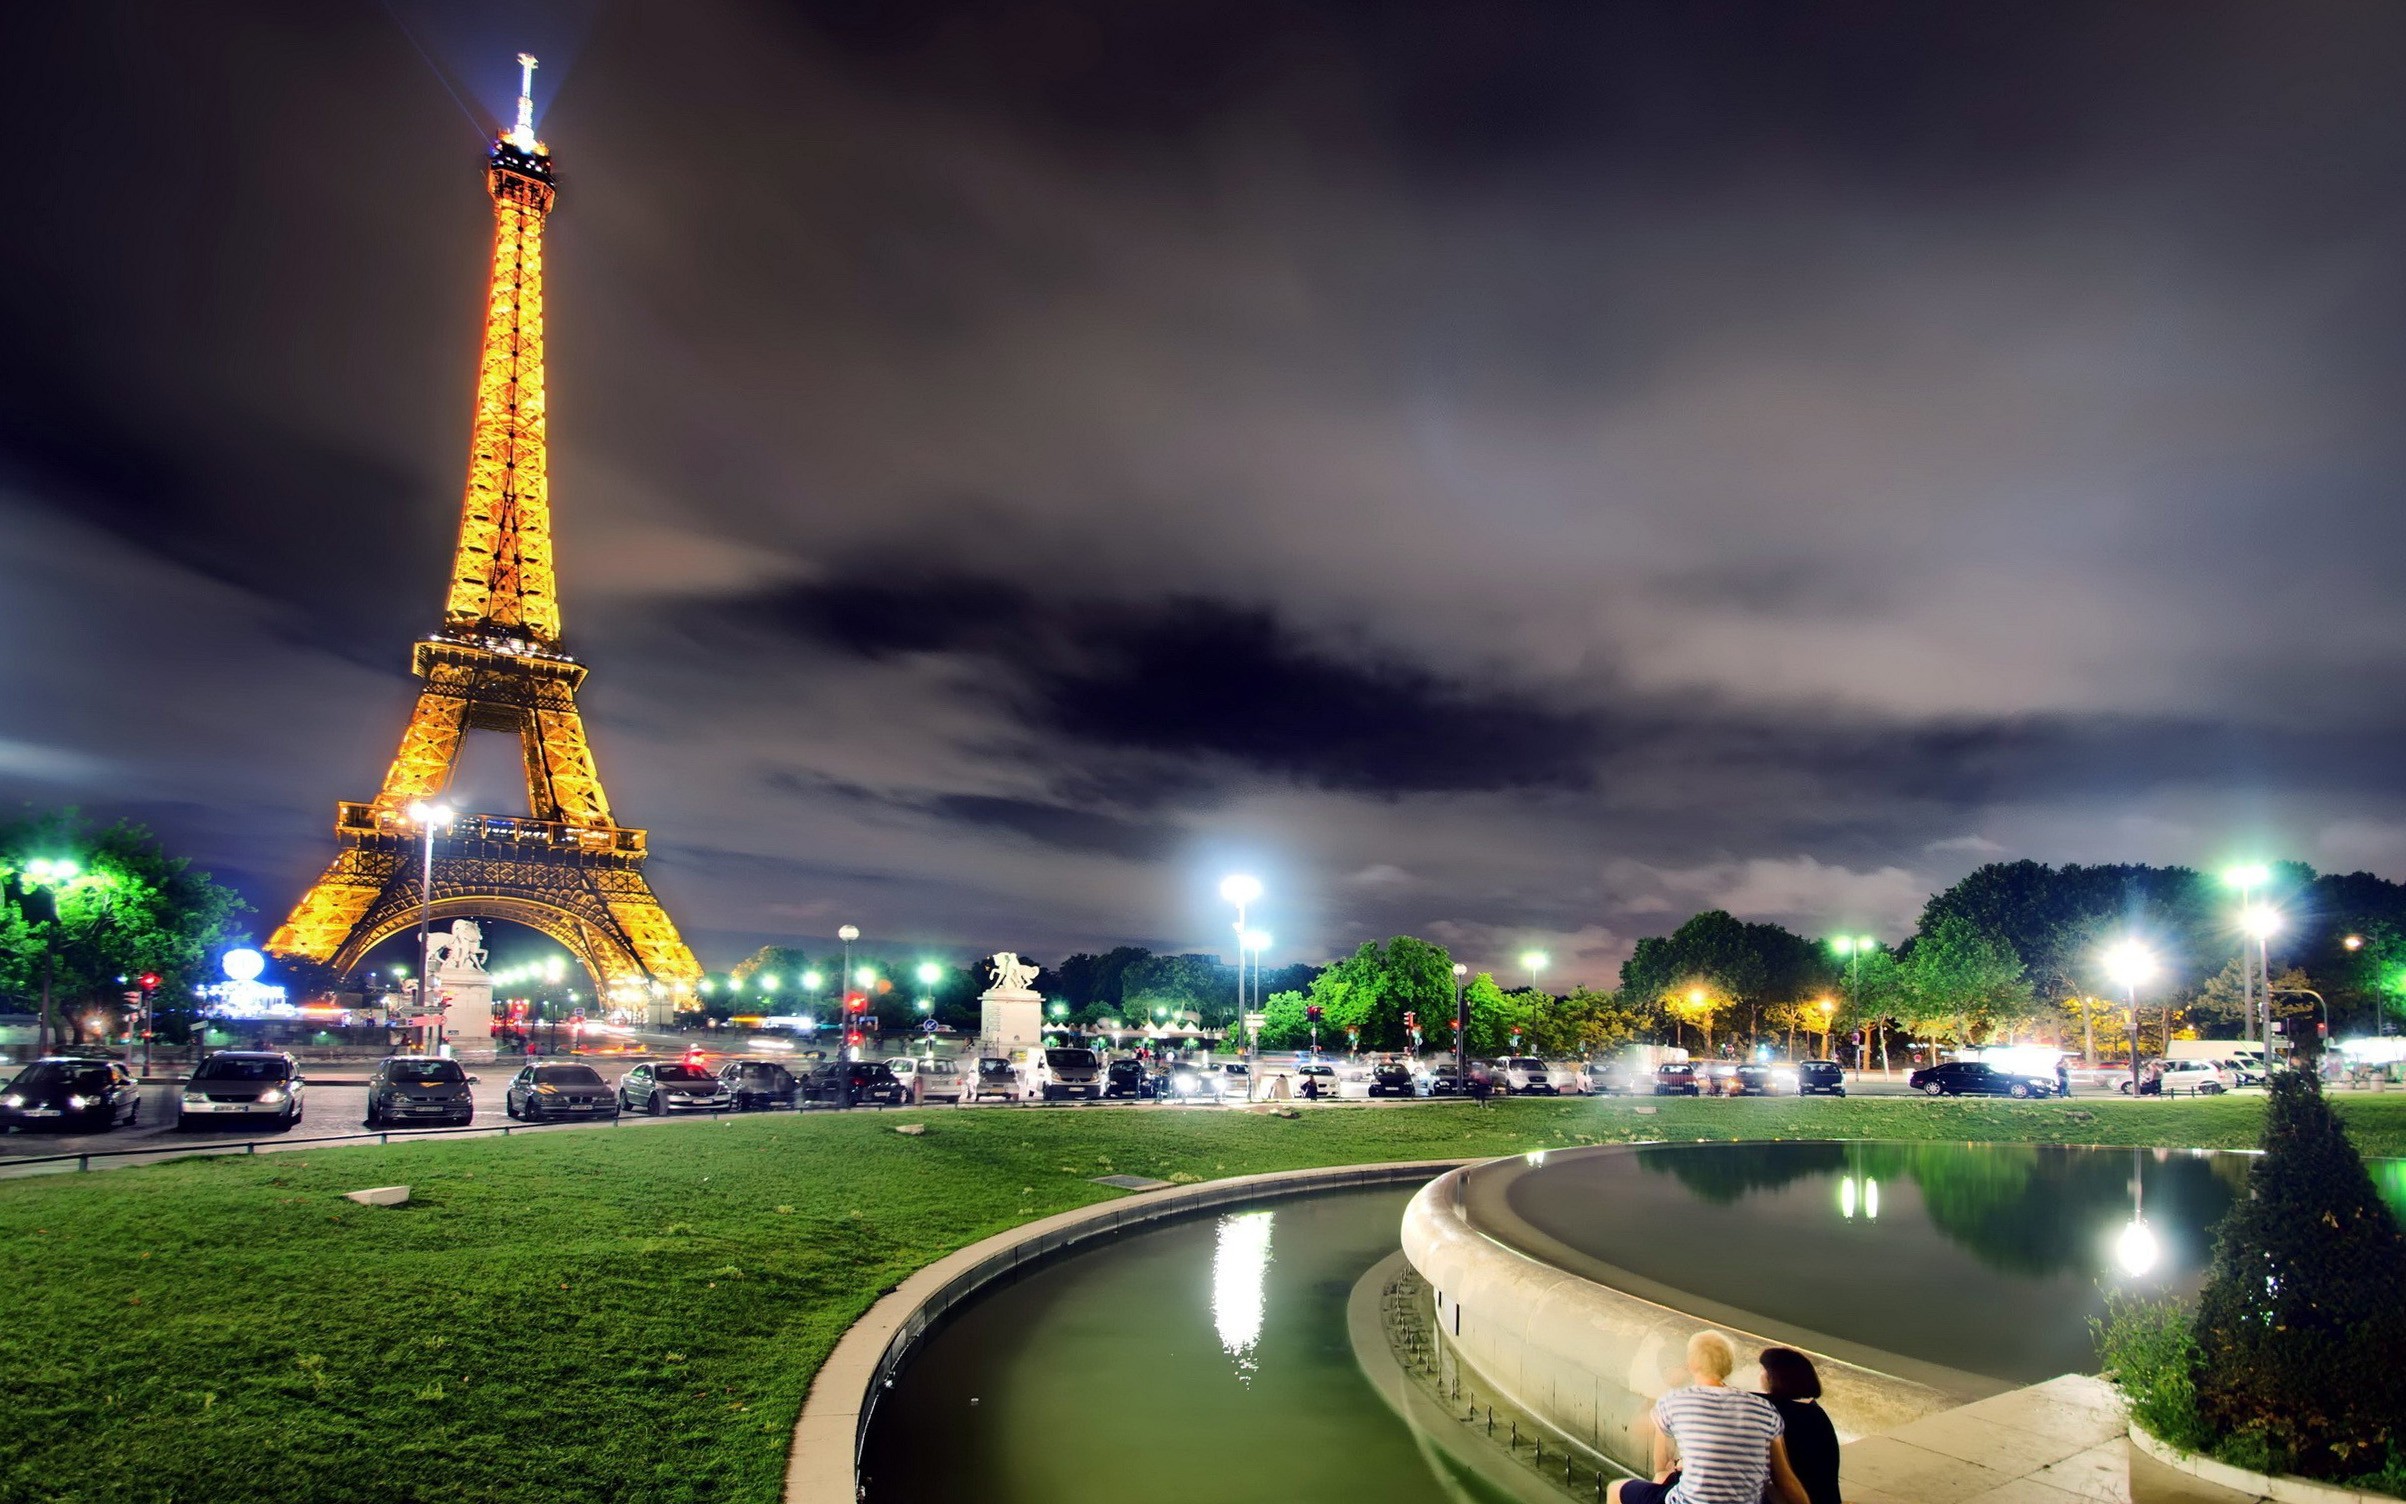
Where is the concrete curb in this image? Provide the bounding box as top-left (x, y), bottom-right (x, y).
top-left (2131, 1421), bottom-right (2397, 1502)
top-left (784, 1157), bottom-right (1471, 1504)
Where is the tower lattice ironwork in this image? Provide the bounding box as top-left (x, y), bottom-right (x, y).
top-left (270, 57), bottom-right (701, 1017)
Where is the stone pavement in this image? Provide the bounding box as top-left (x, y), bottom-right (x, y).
top-left (1838, 1373), bottom-right (2255, 1504)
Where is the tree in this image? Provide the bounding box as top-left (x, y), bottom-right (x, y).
top-left (1532, 985), bottom-right (1649, 1056)
top-left (2191, 1072), bottom-right (2406, 1478)
top-left (1053, 946), bottom-right (1153, 1015)
top-left (1897, 914), bottom-right (2034, 1045)
top-left (1257, 989), bottom-right (1312, 1049)
top-left (1453, 972), bottom-right (1524, 1056)
top-left (1122, 953), bottom-right (1233, 1023)
top-left (1621, 910), bottom-right (1773, 1054)
top-left (2, 813), bottom-right (248, 1048)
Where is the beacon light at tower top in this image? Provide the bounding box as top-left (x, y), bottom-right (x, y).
top-left (504, 54), bottom-right (544, 155)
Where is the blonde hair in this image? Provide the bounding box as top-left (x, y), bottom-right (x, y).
top-left (1687, 1329), bottom-right (1737, 1381)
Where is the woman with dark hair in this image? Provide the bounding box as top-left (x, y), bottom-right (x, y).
top-left (1757, 1348), bottom-right (1840, 1504)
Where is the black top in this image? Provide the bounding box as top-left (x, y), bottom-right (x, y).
top-left (1770, 1396), bottom-right (1840, 1504)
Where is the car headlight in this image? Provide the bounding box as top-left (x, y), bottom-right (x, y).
top-left (1, 1094), bottom-right (21, 1108)
top-left (258, 1088), bottom-right (286, 1105)
top-left (67, 1095), bottom-right (88, 1109)
top-left (181, 1089), bottom-right (204, 1102)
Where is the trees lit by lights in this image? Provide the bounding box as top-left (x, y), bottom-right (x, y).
top-left (2101, 940), bottom-right (2158, 1095)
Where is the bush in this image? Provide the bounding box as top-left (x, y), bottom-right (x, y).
top-left (2093, 1295), bottom-right (2212, 1452)
top-left (2191, 1070), bottom-right (2406, 1478)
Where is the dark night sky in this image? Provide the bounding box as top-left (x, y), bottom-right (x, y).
top-left (6, 1), bottom-right (2406, 983)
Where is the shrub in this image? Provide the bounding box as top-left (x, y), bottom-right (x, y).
top-left (2093, 1295), bottom-right (2211, 1452)
top-left (2191, 1070), bottom-right (2406, 1478)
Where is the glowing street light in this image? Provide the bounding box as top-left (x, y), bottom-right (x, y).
top-left (854, 965), bottom-right (876, 988)
top-left (1521, 950), bottom-right (1549, 993)
top-left (916, 961), bottom-right (943, 987)
top-left (2224, 863), bottom-right (2273, 1059)
top-left (1220, 875), bottom-right (1263, 1094)
top-left (838, 925), bottom-right (860, 1016)
top-left (2102, 940), bottom-right (2158, 1096)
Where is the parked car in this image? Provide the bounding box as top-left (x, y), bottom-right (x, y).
top-left (1701, 1061), bottom-right (1742, 1096)
top-left (1796, 1060), bottom-right (1847, 1097)
top-left (1495, 1057), bottom-right (1555, 1095)
top-left (1368, 1061), bottom-right (1417, 1097)
top-left (1733, 1062), bottom-right (1779, 1096)
top-left (1421, 1061), bottom-right (1467, 1096)
top-left (1589, 1060), bottom-right (1649, 1096)
top-left (178, 1051), bottom-right (305, 1130)
top-left (1026, 1047), bottom-right (1104, 1101)
top-left (2155, 1061), bottom-right (2229, 1096)
top-left (1546, 1061), bottom-right (1594, 1095)
top-left (718, 1059), bottom-right (800, 1111)
top-left (1209, 1062), bottom-right (1253, 1098)
top-left (800, 1060), bottom-right (905, 1108)
top-left (364, 1055), bottom-right (475, 1128)
top-left (1653, 1062), bottom-right (1702, 1096)
top-left (1292, 1063), bottom-right (1339, 1098)
top-left (618, 1061), bottom-right (733, 1115)
top-left (0, 1056), bottom-right (140, 1131)
top-left (887, 1056), bottom-right (966, 1103)
top-left (1103, 1057), bottom-right (1154, 1099)
top-left (1909, 1061), bottom-right (2053, 1099)
top-left (505, 1061), bottom-right (620, 1121)
top-left (966, 1056), bottom-right (1022, 1102)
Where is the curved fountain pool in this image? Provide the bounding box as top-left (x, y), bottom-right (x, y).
top-left (857, 1144), bottom-right (2406, 1500)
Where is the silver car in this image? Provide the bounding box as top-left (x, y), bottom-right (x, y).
top-left (885, 1056), bottom-right (967, 1103)
top-left (178, 1051), bottom-right (306, 1131)
top-left (616, 1061), bottom-right (732, 1115)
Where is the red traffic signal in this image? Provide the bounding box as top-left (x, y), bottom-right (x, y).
top-left (1403, 1011), bottom-right (1417, 1029)
top-left (1306, 1004), bottom-right (1323, 1022)
top-left (844, 1030), bottom-right (864, 1048)
top-left (137, 971), bottom-right (163, 992)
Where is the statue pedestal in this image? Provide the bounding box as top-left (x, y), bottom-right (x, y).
top-left (980, 987), bottom-right (1043, 1055)
top-left (436, 971), bottom-right (495, 1054)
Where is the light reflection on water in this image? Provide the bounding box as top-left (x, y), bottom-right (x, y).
top-left (1212, 1210), bottom-right (1274, 1378)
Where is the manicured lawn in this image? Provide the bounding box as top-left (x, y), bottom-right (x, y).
top-left (6, 1093), bottom-right (2403, 1504)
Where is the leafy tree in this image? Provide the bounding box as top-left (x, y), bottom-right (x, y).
top-left (1451, 972), bottom-right (1524, 1056)
top-left (1052, 946), bottom-right (1154, 1014)
top-left (1122, 952), bottom-right (1234, 1023)
top-left (2192, 1072), bottom-right (2406, 1478)
top-left (1257, 989), bottom-right (1312, 1049)
top-left (2, 813), bottom-right (247, 1048)
top-left (1300, 937), bottom-right (1457, 1051)
top-left (1898, 914), bottom-right (2034, 1044)
top-left (1531, 984), bottom-right (1650, 1056)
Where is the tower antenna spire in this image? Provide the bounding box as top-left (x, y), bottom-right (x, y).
top-left (510, 53), bottom-right (539, 151)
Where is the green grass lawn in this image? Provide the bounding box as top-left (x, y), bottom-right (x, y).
top-left (7, 1093), bottom-right (2404, 1504)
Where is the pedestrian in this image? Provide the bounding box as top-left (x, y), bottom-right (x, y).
top-left (1468, 1061), bottom-right (1494, 1107)
top-left (1607, 1330), bottom-right (1806, 1504)
top-left (1757, 1347), bottom-right (1840, 1504)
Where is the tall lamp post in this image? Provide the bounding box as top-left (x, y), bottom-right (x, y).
top-left (2241, 903), bottom-right (2281, 1068)
top-left (1830, 935), bottom-right (1880, 1073)
top-left (1452, 963), bottom-right (1470, 1084)
top-left (405, 801), bottom-right (454, 1052)
top-left (2223, 863), bottom-right (2270, 1058)
top-left (1220, 875), bottom-right (1261, 1093)
top-left (1520, 949), bottom-right (1548, 995)
top-left (2102, 939), bottom-right (2158, 1097)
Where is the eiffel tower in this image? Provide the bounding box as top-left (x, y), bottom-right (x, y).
top-left (269, 57), bottom-right (700, 1021)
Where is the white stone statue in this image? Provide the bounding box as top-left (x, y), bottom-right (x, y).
top-left (425, 919), bottom-right (489, 976)
top-left (987, 951), bottom-right (1039, 994)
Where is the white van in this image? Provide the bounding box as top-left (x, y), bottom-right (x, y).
top-left (1018, 1046), bottom-right (1103, 1101)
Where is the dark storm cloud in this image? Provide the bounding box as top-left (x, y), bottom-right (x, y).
top-left (711, 574), bottom-right (1601, 792)
top-left (9, 0), bottom-right (2406, 978)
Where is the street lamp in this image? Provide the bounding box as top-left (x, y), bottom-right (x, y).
top-left (1521, 950), bottom-right (1549, 994)
top-left (1818, 997), bottom-right (1836, 1059)
top-left (1220, 875), bottom-right (1262, 1093)
top-left (916, 961), bottom-right (943, 987)
top-left (2101, 940), bottom-right (2158, 1096)
top-left (1830, 935), bottom-right (1881, 1072)
top-left (838, 925), bottom-right (859, 1019)
top-left (2241, 903), bottom-right (2281, 1065)
top-left (405, 800), bottom-right (454, 1052)
top-left (1440, 960), bottom-right (1465, 1080)
top-left (2224, 863), bottom-right (2272, 1059)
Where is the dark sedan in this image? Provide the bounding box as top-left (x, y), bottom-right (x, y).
top-left (0, 1057), bottom-right (141, 1131)
top-left (1909, 1061), bottom-right (2052, 1099)
top-left (364, 1056), bottom-right (475, 1128)
top-left (1103, 1058), bottom-right (1153, 1099)
top-left (1368, 1061), bottom-right (1416, 1097)
top-left (506, 1062), bottom-right (620, 1121)
top-left (719, 1059), bottom-right (800, 1111)
top-left (800, 1060), bottom-right (905, 1108)
top-left (1733, 1063), bottom-right (1778, 1096)
top-left (1797, 1060), bottom-right (1847, 1097)
top-left (618, 1061), bottom-right (733, 1115)
top-left (1423, 1063), bottom-right (1467, 1096)
top-left (1653, 1062), bottom-right (1702, 1096)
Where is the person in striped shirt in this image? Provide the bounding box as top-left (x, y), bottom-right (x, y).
top-left (1609, 1330), bottom-right (1808, 1504)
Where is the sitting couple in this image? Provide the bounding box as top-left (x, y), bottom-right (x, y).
top-left (1608, 1331), bottom-right (1840, 1504)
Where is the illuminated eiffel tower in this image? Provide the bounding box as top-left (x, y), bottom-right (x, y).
top-left (270, 57), bottom-right (700, 1020)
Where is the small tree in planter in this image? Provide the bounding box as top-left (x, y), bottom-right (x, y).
top-left (2191, 1070), bottom-right (2406, 1478)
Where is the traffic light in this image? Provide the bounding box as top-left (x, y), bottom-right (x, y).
top-left (137, 971), bottom-right (162, 993)
top-left (1306, 1004), bottom-right (1323, 1023)
top-left (1403, 1011), bottom-right (1417, 1030)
